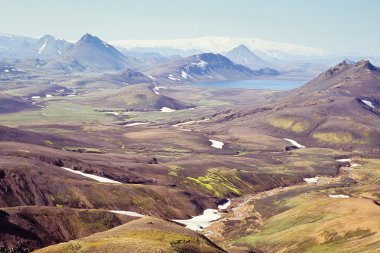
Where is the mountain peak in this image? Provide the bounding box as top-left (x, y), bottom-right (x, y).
top-left (49, 33), bottom-right (129, 72)
top-left (76, 33), bottom-right (115, 50)
top-left (39, 34), bottom-right (55, 41)
top-left (225, 44), bottom-right (270, 69)
top-left (78, 33), bottom-right (99, 43)
top-left (354, 59), bottom-right (376, 71)
top-left (322, 60), bottom-right (351, 77)
top-left (235, 44), bottom-right (250, 51)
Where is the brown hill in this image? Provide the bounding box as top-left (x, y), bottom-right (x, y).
top-left (35, 216), bottom-right (226, 253)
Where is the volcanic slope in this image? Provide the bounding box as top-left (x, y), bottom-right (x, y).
top-left (208, 60), bottom-right (380, 152)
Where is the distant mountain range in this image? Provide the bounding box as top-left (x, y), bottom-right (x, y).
top-left (143, 53), bottom-right (279, 83)
top-left (111, 36), bottom-right (329, 60)
top-left (1, 32), bottom-right (378, 79)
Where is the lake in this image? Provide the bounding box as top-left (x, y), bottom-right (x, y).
top-left (192, 79), bottom-right (307, 90)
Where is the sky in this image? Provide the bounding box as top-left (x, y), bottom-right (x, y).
top-left (0, 0), bottom-right (379, 55)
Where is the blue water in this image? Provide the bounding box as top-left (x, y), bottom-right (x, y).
top-left (192, 79), bottom-right (307, 90)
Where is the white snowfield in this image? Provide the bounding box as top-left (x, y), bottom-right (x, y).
top-left (174, 209), bottom-right (221, 231)
top-left (109, 210), bottom-right (144, 217)
top-left (284, 138), bottom-right (305, 149)
top-left (328, 194), bottom-right (350, 199)
top-left (161, 107), bottom-right (176, 112)
top-left (60, 167), bottom-right (122, 184)
top-left (361, 99), bottom-right (376, 109)
top-left (209, 139), bottom-right (224, 149)
top-left (303, 177), bottom-right (319, 184)
top-left (110, 36), bottom-right (328, 59)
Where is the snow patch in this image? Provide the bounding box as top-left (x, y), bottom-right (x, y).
top-left (336, 158), bottom-right (351, 162)
top-left (38, 39), bottom-right (48, 54)
top-left (109, 210), bottom-right (144, 217)
top-left (329, 194), bottom-right (350, 199)
top-left (209, 139), bottom-right (224, 149)
top-left (152, 86), bottom-right (165, 95)
top-left (172, 119), bottom-right (209, 127)
top-left (181, 70), bottom-right (188, 79)
top-left (303, 177), bottom-right (319, 184)
top-left (60, 167), bottom-right (122, 184)
top-left (45, 94), bottom-right (53, 98)
top-left (125, 122), bottom-right (148, 127)
top-left (168, 74), bottom-right (180, 81)
top-left (361, 99), bottom-right (375, 109)
top-left (3, 69), bottom-right (9, 73)
top-left (161, 107), bottom-right (176, 112)
top-left (192, 60), bottom-right (208, 68)
top-left (174, 209), bottom-right (221, 231)
top-left (31, 96), bottom-right (41, 99)
top-left (105, 112), bottom-right (119, 116)
top-left (218, 199), bottom-right (231, 210)
top-left (284, 138), bottom-right (305, 149)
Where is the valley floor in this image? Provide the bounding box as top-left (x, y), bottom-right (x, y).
top-left (0, 68), bottom-right (380, 252)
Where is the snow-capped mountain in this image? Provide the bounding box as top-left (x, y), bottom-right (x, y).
top-left (32, 35), bottom-right (72, 59)
top-left (0, 33), bottom-right (72, 59)
top-left (144, 53), bottom-right (278, 83)
top-left (111, 36), bottom-right (329, 60)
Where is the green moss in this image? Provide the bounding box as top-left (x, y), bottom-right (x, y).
top-left (160, 146), bottom-right (192, 153)
top-left (312, 132), bottom-right (369, 144)
top-left (64, 243), bottom-right (82, 253)
top-left (44, 140), bottom-right (54, 145)
top-left (187, 176), bottom-right (221, 197)
top-left (63, 147), bottom-right (102, 153)
top-left (56, 204), bottom-right (63, 208)
top-left (267, 116), bottom-right (309, 133)
top-left (186, 169), bottom-right (243, 197)
top-left (167, 165), bottom-right (182, 176)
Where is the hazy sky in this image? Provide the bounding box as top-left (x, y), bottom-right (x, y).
top-left (0, 0), bottom-right (379, 55)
